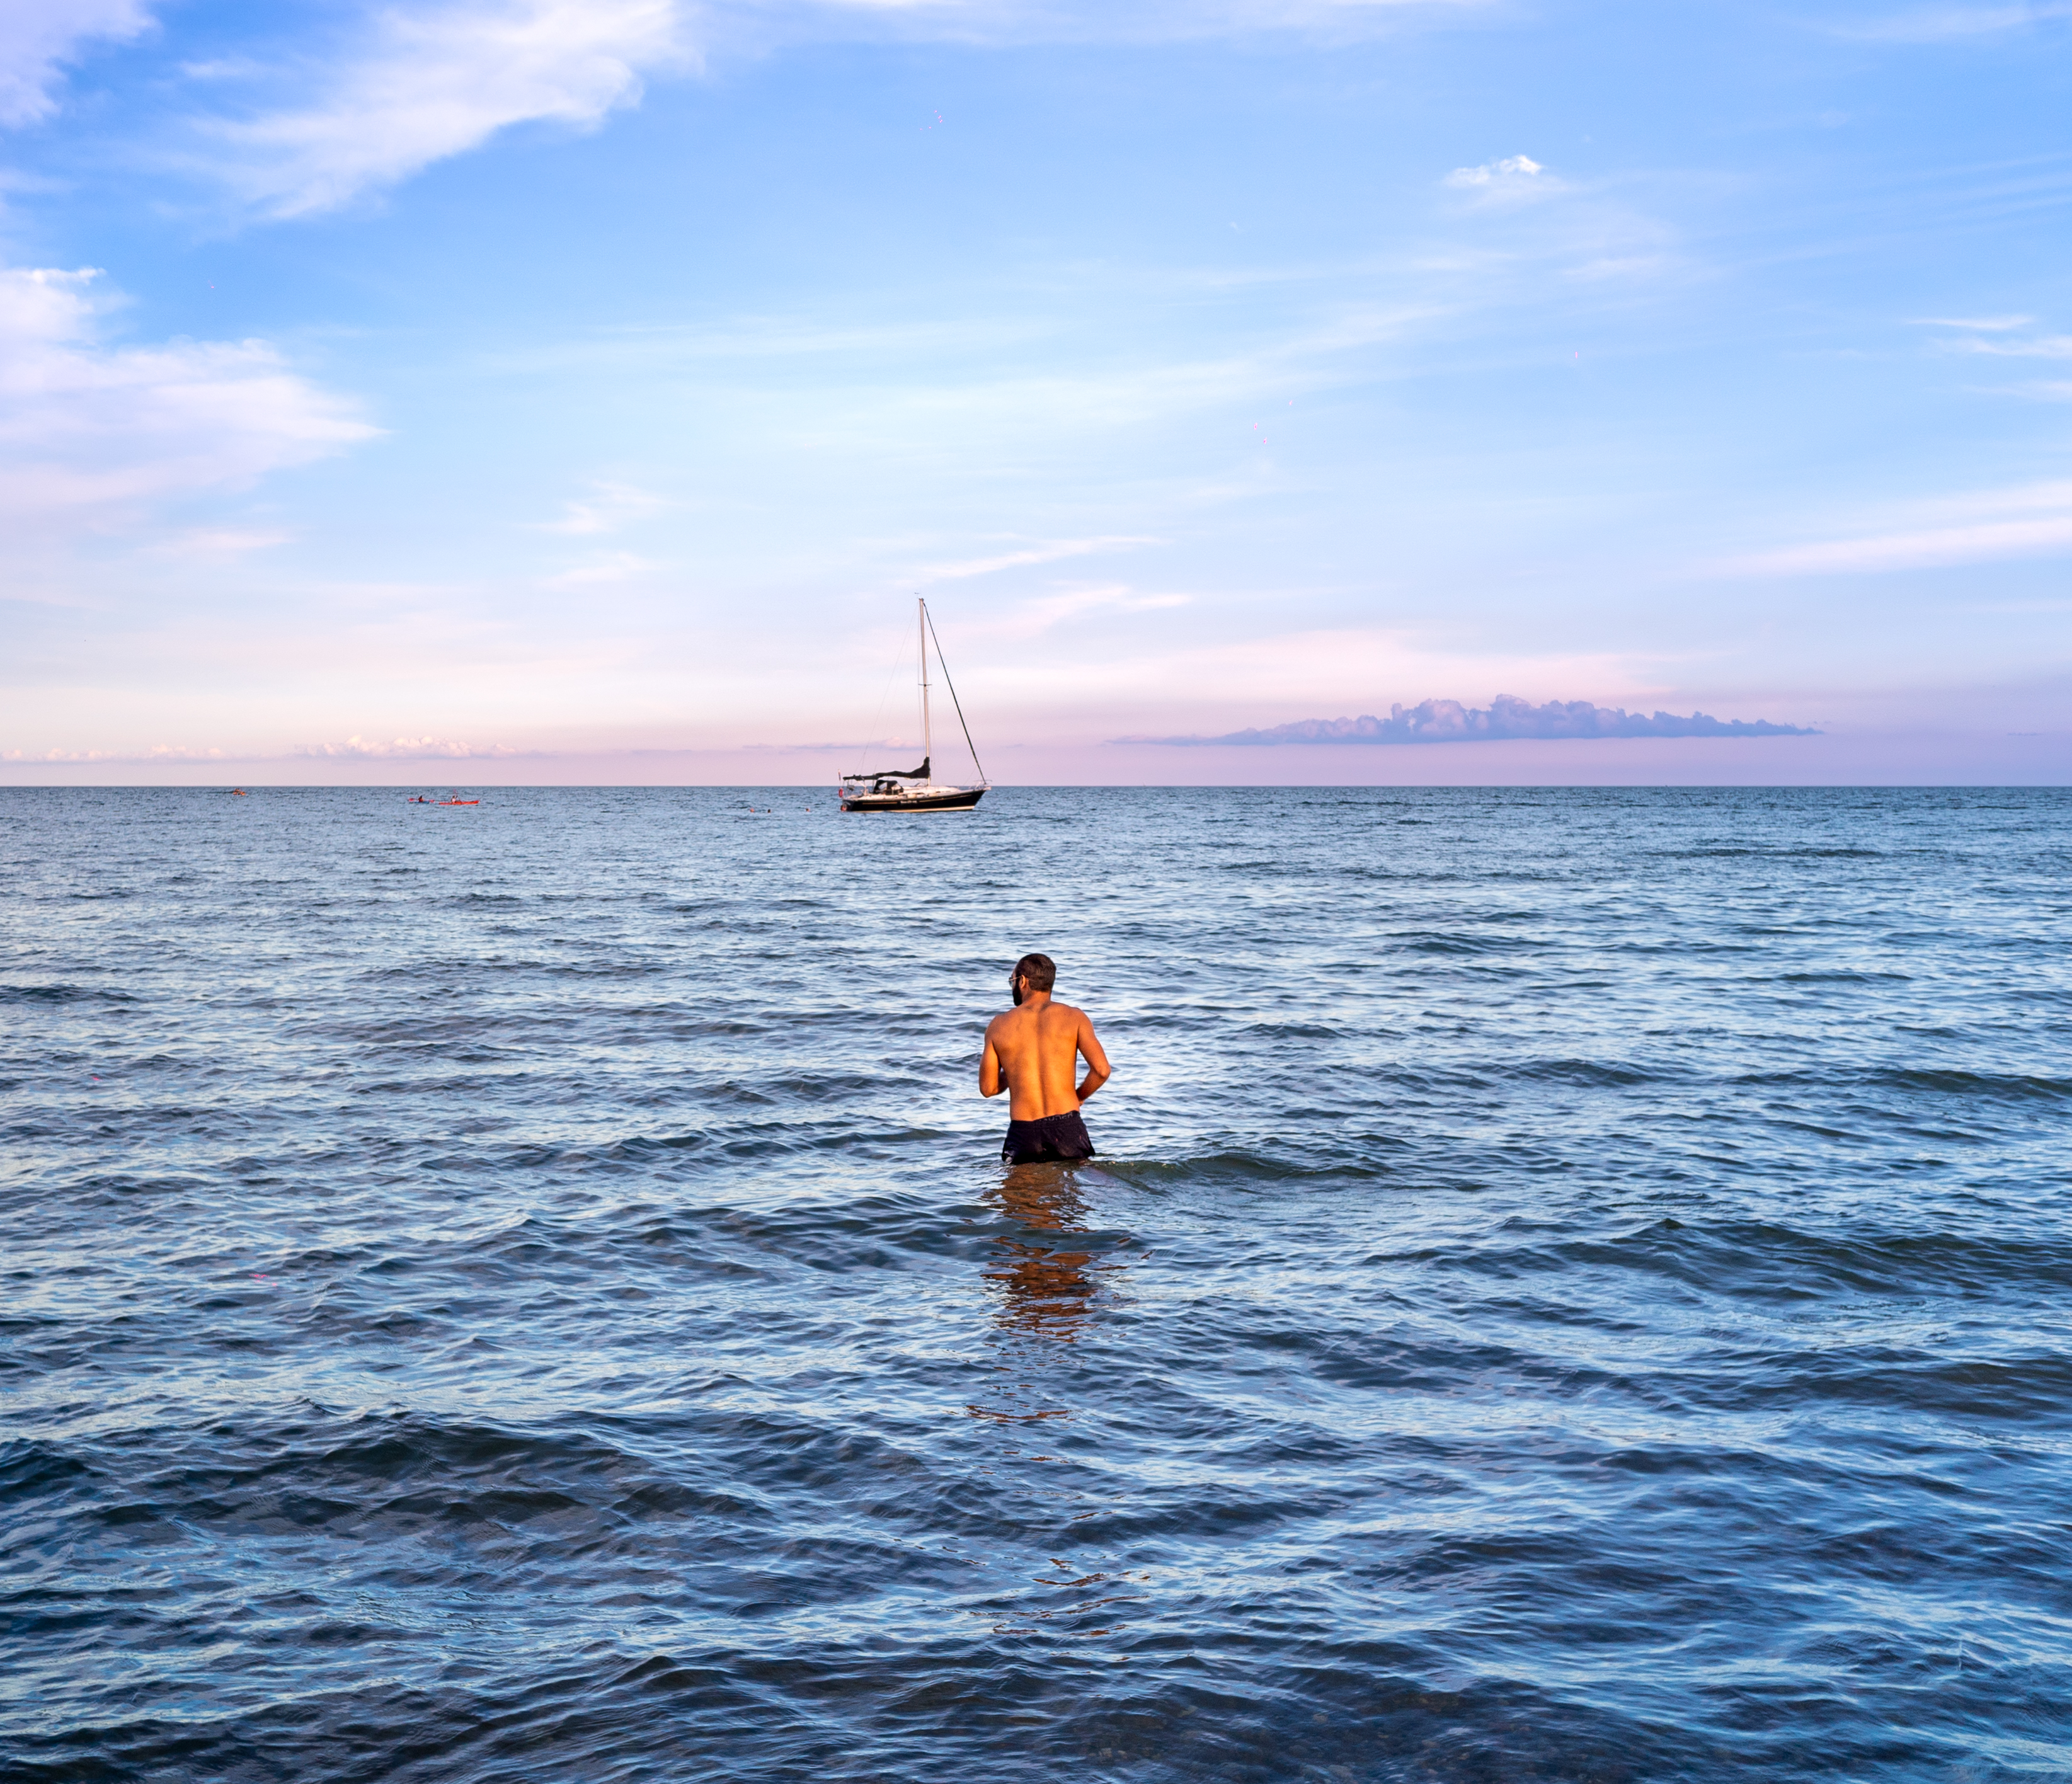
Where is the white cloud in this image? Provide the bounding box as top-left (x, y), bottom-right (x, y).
top-left (1720, 479), bottom-right (2072, 575)
top-left (1443, 154), bottom-right (1560, 204)
top-left (0, 0), bottom-right (153, 127)
top-left (1447, 152), bottom-right (1543, 183)
top-left (0, 265), bottom-right (375, 536)
top-left (203, 0), bottom-right (690, 218)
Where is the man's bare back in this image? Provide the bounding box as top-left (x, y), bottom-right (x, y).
top-left (980, 953), bottom-right (1111, 1164)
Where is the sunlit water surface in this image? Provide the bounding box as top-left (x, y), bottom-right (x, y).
top-left (4, 786), bottom-right (2069, 1783)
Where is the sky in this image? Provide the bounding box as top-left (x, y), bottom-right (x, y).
top-left (2, 0), bottom-right (2069, 785)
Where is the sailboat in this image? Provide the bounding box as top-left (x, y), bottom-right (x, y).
top-left (839, 599), bottom-right (989, 813)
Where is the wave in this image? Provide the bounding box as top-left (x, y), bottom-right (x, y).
top-left (1735, 1066), bottom-right (2072, 1104)
top-left (0, 983), bottom-right (142, 1005)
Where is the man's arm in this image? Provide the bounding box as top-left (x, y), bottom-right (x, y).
top-left (1075, 1012), bottom-right (1111, 1104)
top-left (980, 1022), bottom-right (1007, 1098)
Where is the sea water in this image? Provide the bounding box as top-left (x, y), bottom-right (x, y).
top-left (3, 786), bottom-right (2068, 1782)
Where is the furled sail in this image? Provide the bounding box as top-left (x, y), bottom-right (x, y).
top-left (844, 757), bottom-right (928, 780)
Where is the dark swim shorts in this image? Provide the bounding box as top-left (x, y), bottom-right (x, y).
top-left (1002, 1110), bottom-right (1097, 1165)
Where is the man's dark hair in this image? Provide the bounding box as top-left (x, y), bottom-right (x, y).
top-left (1013, 952), bottom-right (1056, 993)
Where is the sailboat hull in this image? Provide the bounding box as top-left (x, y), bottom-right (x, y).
top-left (839, 786), bottom-right (987, 813)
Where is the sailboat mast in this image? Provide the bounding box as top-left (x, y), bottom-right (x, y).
top-left (919, 596), bottom-right (932, 774)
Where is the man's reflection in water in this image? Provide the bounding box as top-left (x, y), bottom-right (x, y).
top-left (985, 1162), bottom-right (1101, 1341)
top-left (970, 1162), bottom-right (1134, 1427)
top-left (966, 1164), bottom-right (1148, 1642)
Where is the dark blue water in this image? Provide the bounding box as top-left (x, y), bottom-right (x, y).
top-left (4, 786), bottom-right (2069, 1783)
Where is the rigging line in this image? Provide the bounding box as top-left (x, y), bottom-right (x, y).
top-left (923, 602), bottom-right (988, 786)
top-left (853, 626), bottom-right (907, 776)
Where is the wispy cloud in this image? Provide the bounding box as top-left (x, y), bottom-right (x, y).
top-left (930, 581), bottom-right (1193, 646)
top-left (1838, 2), bottom-right (2072, 42)
top-left (768, 299), bottom-right (1439, 446)
top-left (531, 479), bottom-right (672, 534)
top-left (298, 735), bottom-right (518, 758)
top-left (1947, 333), bottom-right (2072, 358)
top-left (1912, 314), bottom-right (2032, 330)
top-left (918, 535), bottom-right (1157, 580)
top-left (198, 0), bottom-right (691, 218)
top-left (0, 265), bottom-right (374, 539)
top-left (143, 527), bottom-right (296, 558)
top-left (1429, 153), bottom-right (1691, 289)
top-left (0, 0), bottom-right (152, 127)
top-left (718, 0), bottom-right (1491, 50)
top-left (1010, 584), bottom-right (1189, 633)
top-left (1133, 694), bottom-right (1816, 745)
top-left (3, 734), bottom-right (520, 764)
top-left (1721, 478), bottom-right (2072, 575)
top-left (538, 551), bottom-right (657, 586)
top-left (1729, 515), bottom-right (2072, 575)
top-left (1, 743), bottom-right (226, 765)
top-left (1913, 313), bottom-right (2072, 402)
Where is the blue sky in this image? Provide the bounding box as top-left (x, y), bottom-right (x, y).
top-left (3, 0), bottom-right (2069, 783)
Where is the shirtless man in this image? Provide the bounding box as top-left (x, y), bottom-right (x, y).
top-left (980, 952), bottom-right (1112, 1165)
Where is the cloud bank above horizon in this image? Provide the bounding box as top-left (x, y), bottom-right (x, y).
top-left (1140, 697), bottom-right (1821, 746)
